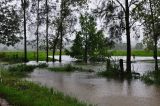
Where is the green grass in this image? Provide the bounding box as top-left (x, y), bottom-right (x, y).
top-left (6, 64), bottom-right (37, 77)
top-left (111, 50), bottom-right (160, 56)
top-left (0, 51), bottom-right (65, 63)
top-left (0, 67), bottom-right (90, 106)
top-left (141, 71), bottom-right (160, 85)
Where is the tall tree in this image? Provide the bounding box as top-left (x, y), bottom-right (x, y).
top-left (135, 0), bottom-right (160, 71)
top-left (57, 0), bottom-right (87, 62)
top-left (21, 0), bottom-right (28, 62)
top-left (36, 0), bottom-right (40, 62)
top-left (94, 0), bottom-right (140, 74)
top-left (46, 0), bottom-right (49, 62)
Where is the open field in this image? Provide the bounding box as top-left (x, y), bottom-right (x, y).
top-left (111, 50), bottom-right (160, 56)
top-left (0, 51), bottom-right (65, 62)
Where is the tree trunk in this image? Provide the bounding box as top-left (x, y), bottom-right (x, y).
top-left (59, 23), bottom-right (63, 62)
top-left (84, 34), bottom-right (88, 63)
top-left (125, 0), bottom-right (131, 74)
top-left (149, 0), bottom-right (158, 71)
top-left (59, 2), bottom-right (63, 63)
top-left (23, 0), bottom-right (27, 63)
top-left (46, 0), bottom-right (49, 62)
top-left (36, 0), bottom-right (40, 63)
top-left (52, 31), bottom-right (60, 62)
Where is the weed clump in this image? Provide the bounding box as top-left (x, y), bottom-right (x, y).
top-left (37, 63), bottom-right (48, 68)
top-left (141, 71), bottom-right (160, 85)
top-left (48, 64), bottom-right (75, 72)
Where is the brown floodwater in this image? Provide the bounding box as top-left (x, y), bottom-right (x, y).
top-left (27, 67), bottom-right (160, 106)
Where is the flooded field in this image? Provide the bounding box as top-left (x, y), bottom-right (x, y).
top-left (26, 55), bottom-right (160, 106)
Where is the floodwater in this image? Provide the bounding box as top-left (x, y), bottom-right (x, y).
top-left (26, 55), bottom-right (160, 106)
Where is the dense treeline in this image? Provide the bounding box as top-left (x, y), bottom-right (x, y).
top-left (0, 0), bottom-right (160, 74)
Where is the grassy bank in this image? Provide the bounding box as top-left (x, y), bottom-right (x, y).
top-left (0, 51), bottom-right (65, 63)
top-left (111, 50), bottom-right (160, 56)
top-left (0, 65), bottom-right (89, 106)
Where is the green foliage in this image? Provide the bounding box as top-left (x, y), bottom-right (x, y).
top-left (69, 32), bottom-right (84, 59)
top-left (68, 14), bottom-right (113, 61)
top-left (0, 1), bottom-right (22, 46)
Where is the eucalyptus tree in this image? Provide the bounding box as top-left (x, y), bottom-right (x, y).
top-left (94, 0), bottom-right (141, 74)
top-left (30, 0), bottom-right (42, 62)
top-left (45, 0), bottom-right (49, 62)
top-left (0, 0), bottom-right (22, 46)
top-left (55, 0), bottom-right (87, 62)
top-left (134, 0), bottom-right (160, 71)
top-left (20, 0), bottom-right (30, 62)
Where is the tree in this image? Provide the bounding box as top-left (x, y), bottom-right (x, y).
top-left (0, 0), bottom-right (21, 46)
top-left (70, 32), bottom-right (84, 59)
top-left (45, 0), bottom-right (49, 62)
top-left (57, 0), bottom-right (87, 62)
top-left (69, 14), bottom-right (112, 62)
top-left (94, 0), bottom-right (140, 74)
top-left (135, 0), bottom-right (160, 71)
top-left (21, 0), bottom-right (29, 62)
top-left (36, 0), bottom-right (40, 62)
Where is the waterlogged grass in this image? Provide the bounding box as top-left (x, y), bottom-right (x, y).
top-left (0, 65), bottom-right (90, 106)
top-left (141, 71), bottom-right (160, 85)
top-left (7, 64), bottom-right (36, 77)
top-left (48, 64), bottom-right (75, 72)
top-left (37, 63), bottom-right (48, 68)
top-left (48, 64), bottom-right (94, 72)
top-left (0, 51), bottom-right (65, 63)
top-left (111, 50), bottom-right (160, 56)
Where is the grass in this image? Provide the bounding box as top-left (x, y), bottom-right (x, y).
top-left (48, 64), bottom-right (94, 72)
top-left (111, 50), bottom-right (160, 56)
top-left (48, 64), bottom-right (75, 72)
top-left (141, 71), bottom-right (160, 85)
top-left (0, 66), bottom-right (90, 106)
top-left (7, 64), bottom-right (37, 77)
top-left (37, 63), bottom-right (48, 68)
top-left (0, 51), bottom-right (65, 63)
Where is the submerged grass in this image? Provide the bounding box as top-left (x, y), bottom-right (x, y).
top-left (141, 71), bottom-right (160, 85)
top-left (48, 64), bottom-right (94, 72)
top-left (0, 66), bottom-right (90, 106)
top-left (48, 64), bottom-right (75, 72)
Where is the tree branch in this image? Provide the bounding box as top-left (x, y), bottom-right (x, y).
top-left (129, 0), bottom-right (139, 7)
top-left (115, 0), bottom-right (126, 12)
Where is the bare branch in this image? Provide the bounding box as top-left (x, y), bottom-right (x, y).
top-left (115, 0), bottom-right (126, 12)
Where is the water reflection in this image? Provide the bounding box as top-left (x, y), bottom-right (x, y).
top-left (27, 69), bottom-right (160, 106)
